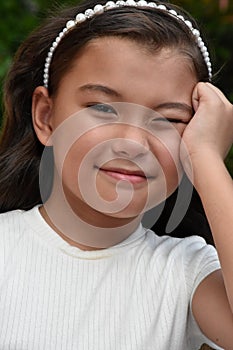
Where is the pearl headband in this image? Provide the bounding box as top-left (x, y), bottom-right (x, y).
top-left (43, 0), bottom-right (212, 88)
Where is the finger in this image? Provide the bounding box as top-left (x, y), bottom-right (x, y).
top-left (192, 82), bottom-right (211, 112)
top-left (205, 82), bottom-right (229, 102)
top-left (192, 82), bottom-right (229, 113)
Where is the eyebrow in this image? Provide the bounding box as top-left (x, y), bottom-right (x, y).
top-left (155, 102), bottom-right (194, 116)
top-left (79, 84), bottom-right (193, 115)
top-left (79, 84), bottom-right (122, 98)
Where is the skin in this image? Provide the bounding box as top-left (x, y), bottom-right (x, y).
top-left (33, 37), bottom-right (196, 246)
top-left (32, 37), bottom-right (233, 347)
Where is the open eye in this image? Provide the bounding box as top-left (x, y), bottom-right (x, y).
top-left (89, 103), bottom-right (118, 115)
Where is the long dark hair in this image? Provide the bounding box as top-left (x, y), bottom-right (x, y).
top-left (0, 0), bottom-right (213, 243)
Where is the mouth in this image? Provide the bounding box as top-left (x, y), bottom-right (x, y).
top-left (97, 166), bottom-right (154, 184)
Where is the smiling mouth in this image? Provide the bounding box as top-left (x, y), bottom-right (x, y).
top-left (97, 167), bottom-right (153, 184)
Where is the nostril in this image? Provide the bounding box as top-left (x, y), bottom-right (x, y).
top-left (111, 138), bottom-right (149, 159)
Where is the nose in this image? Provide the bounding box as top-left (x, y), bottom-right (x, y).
top-left (111, 126), bottom-right (149, 159)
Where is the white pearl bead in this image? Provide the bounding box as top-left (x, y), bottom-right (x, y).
top-left (148, 2), bottom-right (156, 7)
top-left (184, 20), bottom-right (192, 29)
top-left (66, 20), bottom-right (76, 29)
top-left (192, 29), bottom-right (200, 37)
top-left (76, 13), bottom-right (86, 23)
top-left (137, 0), bottom-right (148, 6)
top-left (106, 1), bottom-right (117, 8)
top-left (85, 9), bottom-right (95, 18)
top-left (169, 10), bottom-right (177, 16)
top-left (178, 15), bottom-right (184, 21)
top-left (116, 0), bottom-right (125, 6)
top-left (157, 5), bottom-right (167, 10)
top-left (94, 4), bottom-right (104, 14)
top-left (126, 0), bottom-right (136, 6)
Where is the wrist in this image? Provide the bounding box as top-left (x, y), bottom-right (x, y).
top-left (183, 149), bottom-right (226, 189)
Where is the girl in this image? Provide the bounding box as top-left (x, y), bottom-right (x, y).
top-left (0, 0), bottom-right (233, 349)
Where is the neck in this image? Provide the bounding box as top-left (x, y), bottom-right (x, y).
top-left (40, 182), bottom-right (142, 251)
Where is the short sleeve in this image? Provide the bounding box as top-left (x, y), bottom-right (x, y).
top-left (182, 236), bottom-right (223, 349)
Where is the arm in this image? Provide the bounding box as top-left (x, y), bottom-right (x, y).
top-left (181, 83), bottom-right (233, 349)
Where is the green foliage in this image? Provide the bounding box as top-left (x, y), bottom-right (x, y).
top-left (0, 0), bottom-right (39, 121)
top-left (0, 1), bottom-right (38, 72)
top-left (0, 0), bottom-right (232, 174)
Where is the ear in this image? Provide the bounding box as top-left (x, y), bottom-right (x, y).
top-left (32, 86), bottom-right (53, 146)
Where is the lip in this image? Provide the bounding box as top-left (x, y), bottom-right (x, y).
top-left (98, 167), bottom-right (153, 184)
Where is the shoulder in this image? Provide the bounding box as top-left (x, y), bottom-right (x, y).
top-left (144, 228), bottom-right (220, 280)
top-left (0, 208), bottom-right (26, 238)
top-left (0, 208), bottom-right (27, 250)
top-left (0, 206), bottom-right (43, 248)
top-left (144, 228), bottom-right (212, 257)
top-left (0, 208), bottom-right (33, 275)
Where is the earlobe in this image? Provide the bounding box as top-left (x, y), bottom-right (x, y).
top-left (32, 86), bottom-right (53, 146)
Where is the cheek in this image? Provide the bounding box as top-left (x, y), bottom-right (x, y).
top-left (57, 127), bottom-right (114, 195)
top-left (64, 142), bottom-right (96, 173)
top-left (54, 124), bottom-right (106, 165)
top-left (159, 151), bottom-right (181, 193)
top-left (151, 135), bottom-right (183, 193)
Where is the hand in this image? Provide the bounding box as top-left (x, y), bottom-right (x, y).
top-left (180, 82), bottom-right (233, 175)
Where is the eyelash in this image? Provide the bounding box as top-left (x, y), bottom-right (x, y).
top-left (87, 103), bottom-right (117, 114)
top-left (153, 118), bottom-right (188, 124)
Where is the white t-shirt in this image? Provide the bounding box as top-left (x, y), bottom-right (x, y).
top-left (0, 206), bottom-right (222, 350)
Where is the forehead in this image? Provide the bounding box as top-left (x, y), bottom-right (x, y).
top-left (57, 36), bottom-right (197, 104)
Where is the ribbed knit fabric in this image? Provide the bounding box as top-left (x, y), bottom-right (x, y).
top-left (0, 206), bottom-right (222, 350)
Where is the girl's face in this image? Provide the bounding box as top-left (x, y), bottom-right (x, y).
top-left (34, 37), bottom-right (197, 227)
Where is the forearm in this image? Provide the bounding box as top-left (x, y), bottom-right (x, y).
top-left (192, 150), bottom-right (233, 311)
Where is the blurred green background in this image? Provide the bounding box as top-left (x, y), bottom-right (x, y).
top-left (0, 0), bottom-right (232, 175)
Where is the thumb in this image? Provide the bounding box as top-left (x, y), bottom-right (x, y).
top-left (192, 82), bottom-right (210, 113)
